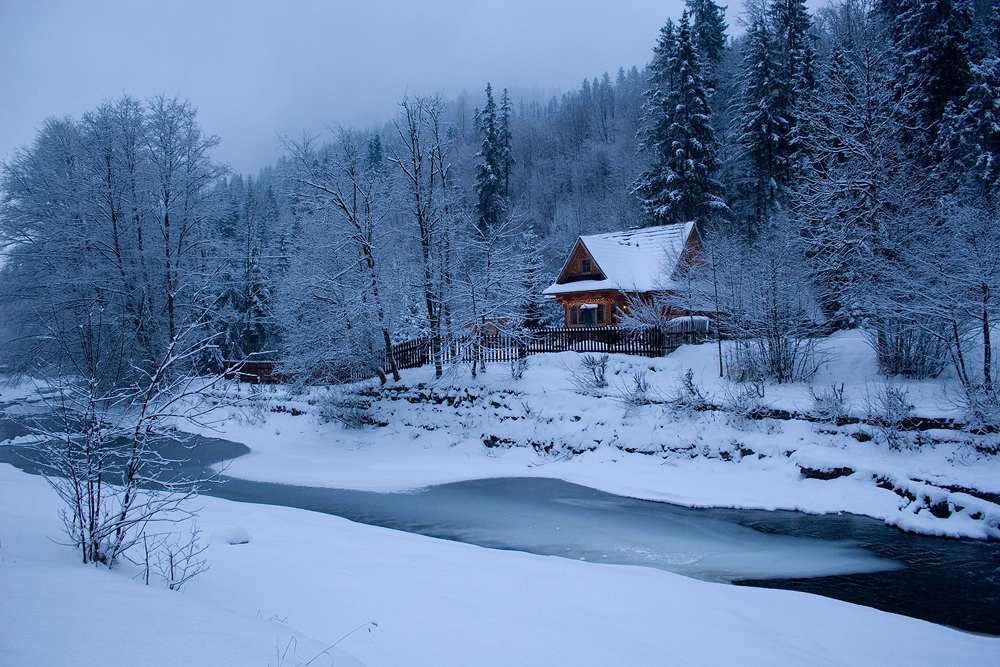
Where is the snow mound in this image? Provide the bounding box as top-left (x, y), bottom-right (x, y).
top-left (212, 523), bottom-right (250, 545)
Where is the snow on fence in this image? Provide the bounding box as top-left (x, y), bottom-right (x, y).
top-left (225, 326), bottom-right (708, 384)
top-left (663, 316), bottom-right (711, 334)
top-left (387, 326), bottom-right (707, 372)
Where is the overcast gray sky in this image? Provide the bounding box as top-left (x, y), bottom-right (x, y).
top-left (1, 0), bottom-right (775, 174)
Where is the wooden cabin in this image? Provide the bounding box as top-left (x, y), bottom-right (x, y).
top-left (542, 222), bottom-right (703, 327)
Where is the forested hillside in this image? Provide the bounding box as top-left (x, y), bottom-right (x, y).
top-left (1, 0), bottom-right (997, 422)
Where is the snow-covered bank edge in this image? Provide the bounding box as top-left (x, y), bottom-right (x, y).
top-left (4, 332), bottom-right (999, 542)
top-left (0, 465), bottom-right (362, 667)
top-left (182, 334), bottom-right (1000, 541)
top-left (3, 463), bottom-right (999, 667)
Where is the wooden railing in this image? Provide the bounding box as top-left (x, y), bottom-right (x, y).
top-left (388, 326), bottom-right (706, 371)
top-left (226, 326), bottom-right (707, 384)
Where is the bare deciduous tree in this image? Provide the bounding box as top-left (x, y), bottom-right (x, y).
top-left (388, 95), bottom-right (459, 378)
top-left (282, 129), bottom-right (402, 384)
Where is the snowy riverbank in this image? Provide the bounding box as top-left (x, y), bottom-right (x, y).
top-left (3, 464), bottom-right (999, 666)
top-left (192, 331), bottom-right (1000, 540)
top-left (3, 331), bottom-right (1000, 665)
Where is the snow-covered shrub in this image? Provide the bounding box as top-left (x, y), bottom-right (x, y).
top-left (212, 523), bottom-right (250, 545)
top-left (152, 524), bottom-right (209, 591)
top-left (669, 368), bottom-right (709, 411)
top-left (722, 381), bottom-right (768, 425)
top-left (316, 386), bottom-right (376, 428)
top-left (957, 385), bottom-right (1000, 432)
top-left (810, 383), bottom-right (850, 422)
top-left (866, 383), bottom-right (913, 426)
top-left (509, 355), bottom-right (528, 380)
top-left (865, 320), bottom-right (948, 379)
top-left (724, 337), bottom-right (821, 384)
top-left (568, 354), bottom-right (609, 391)
top-left (723, 347), bottom-right (763, 383)
top-left (18, 372), bottom-right (223, 568)
top-left (864, 382), bottom-right (914, 448)
top-left (619, 370), bottom-right (653, 407)
top-left (711, 220), bottom-right (824, 384)
top-left (136, 524), bottom-right (209, 591)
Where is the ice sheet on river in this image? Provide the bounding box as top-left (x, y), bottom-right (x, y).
top-left (217, 476), bottom-right (902, 582)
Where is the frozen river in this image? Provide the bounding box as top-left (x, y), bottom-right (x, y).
top-left (1, 424), bottom-right (998, 634)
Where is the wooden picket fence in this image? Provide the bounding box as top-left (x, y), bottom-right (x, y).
top-left (388, 325), bottom-right (707, 372)
top-left (226, 325), bottom-right (707, 385)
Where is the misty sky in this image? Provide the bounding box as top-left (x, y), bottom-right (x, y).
top-left (2, 0), bottom-right (785, 175)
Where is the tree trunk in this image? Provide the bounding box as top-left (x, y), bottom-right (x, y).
top-left (383, 327), bottom-right (400, 383)
top-left (952, 318), bottom-right (971, 389)
top-left (984, 283), bottom-right (993, 393)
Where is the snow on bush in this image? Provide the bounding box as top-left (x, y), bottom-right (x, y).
top-left (722, 380), bottom-right (768, 421)
top-left (810, 383), bottom-right (851, 422)
top-left (864, 382), bottom-right (915, 448)
top-left (957, 385), bottom-right (1000, 431)
top-left (315, 385), bottom-right (377, 428)
top-left (617, 369), bottom-right (654, 407)
top-left (509, 355), bottom-right (528, 380)
top-left (668, 368), bottom-right (710, 411)
top-left (212, 523), bottom-right (251, 545)
top-left (567, 354), bottom-right (610, 391)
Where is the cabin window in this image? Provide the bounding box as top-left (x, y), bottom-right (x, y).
top-left (579, 304), bottom-right (596, 327)
top-left (582, 259), bottom-right (592, 273)
top-left (596, 304), bottom-right (605, 325)
top-left (570, 306), bottom-right (578, 325)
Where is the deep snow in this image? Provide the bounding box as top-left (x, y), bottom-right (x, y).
top-left (2, 331), bottom-right (1000, 665)
top-left (190, 331), bottom-right (1000, 540)
top-left (2, 465), bottom-right (999, 666)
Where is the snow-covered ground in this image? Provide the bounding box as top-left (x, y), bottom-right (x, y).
top-left (195, 331), bottom-right (1000, 540)
top-left (3, 331), bottom-right (1000, 665)
top-left (3, 464), bottom-right (999, 667)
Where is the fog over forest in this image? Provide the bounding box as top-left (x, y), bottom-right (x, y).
top-left (1, 0), bottom-right (997, 417)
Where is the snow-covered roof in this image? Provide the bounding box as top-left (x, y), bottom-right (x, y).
top-left (543, 222), bottom-right (697, 296)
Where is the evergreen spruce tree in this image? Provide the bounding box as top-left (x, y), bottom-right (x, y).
top-left (213, 175), bottom-right (279, 361)
top-left (633, 11), bottom-right (726, 230)
top-left (686, 0), bottom-right (728, 71)
top-left (793, 4), bottom-right (911, 326)
top-left (936, 6), bottom-right (1000, 196)
top-left (498, 88), bottom-right (514, 198)
top-left (656, 19), bottom-right (678, 86)
top-left (731, 0), bottom-right (814, 239)
top-left (735, 16), bottom-right (786, 238)
top-left (475, 83), bottom-right (509, 232)
top-left (367, 133), bottom-right (384, 173)
top-left (888, 0), bottom-right (976, 151)
top-left (768, 0), bottom-right (815, 183)
top-left (516, 229), bottom-right (549, 328)
top-left (769, 0), bottom-right (815, 102)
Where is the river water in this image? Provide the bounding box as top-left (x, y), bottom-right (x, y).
top-left (1, 422), bottom-right (998, 635)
